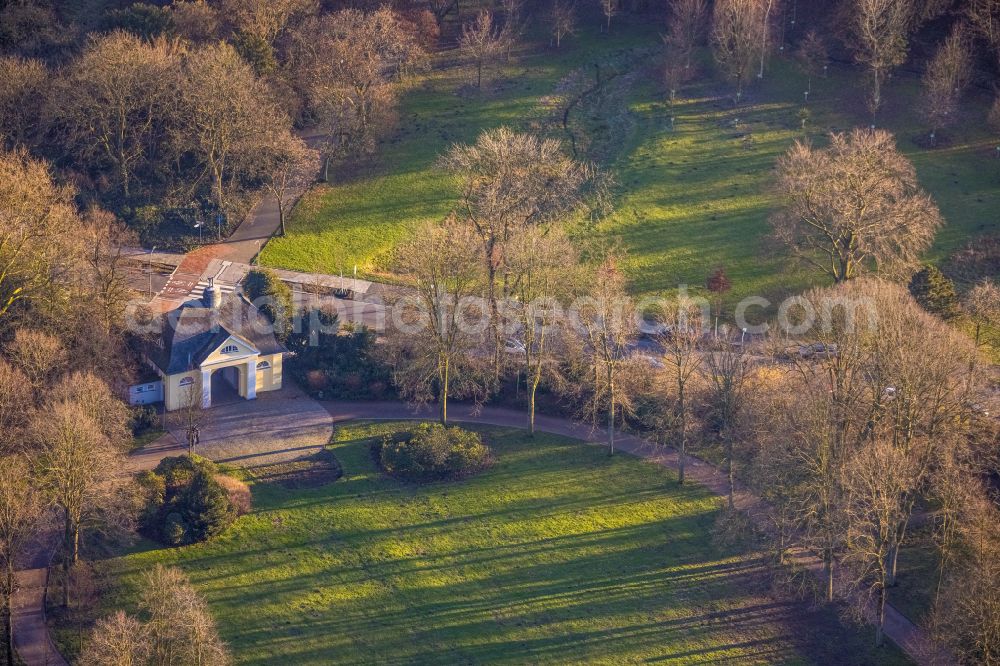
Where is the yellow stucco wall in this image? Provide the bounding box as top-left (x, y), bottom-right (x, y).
top-left (164, 370), bottom-right (201, 412)
top-left (161, 352), bottom-right (283, 411)
top-left (255, 353), bottom-right (283, 393)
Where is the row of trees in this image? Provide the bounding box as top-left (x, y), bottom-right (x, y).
top-left (0, 2), bottom-right (429, 243)
top-left (378, 123), bottom-right (999, 659)
top-left (655, 0), bottom-right (999, 131)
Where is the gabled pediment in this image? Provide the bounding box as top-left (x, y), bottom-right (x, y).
top-left (201, 333), bottom-right (259, 366)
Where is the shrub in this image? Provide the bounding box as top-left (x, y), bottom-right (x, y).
top-left (287, 314), bottom-right (393, 400)
top-left (378, 424), bottom-right (491, 482)
top-left (215, 474), bottom-right (252, 516)
top-left (243, 269), bottom-right (293, 341)
top-left (129, 405), bottom-right (159, 435)
top-left (139, 456), bottom-right (238, 546)
top-left (909, 264), bottom-right (960, 320)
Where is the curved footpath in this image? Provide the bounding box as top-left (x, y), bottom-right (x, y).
top-left (13, 396), bottom-right (944, 666)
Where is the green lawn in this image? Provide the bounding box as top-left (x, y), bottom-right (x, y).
top-left (263, 17), bottom-right (999, 307)
top-left (100, 422), bottom-right (910, 665)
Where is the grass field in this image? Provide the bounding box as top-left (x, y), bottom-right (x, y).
top-left (97, 422), bottom-right (910, 665)
top-left (262, 15), bottom-right (999, 306)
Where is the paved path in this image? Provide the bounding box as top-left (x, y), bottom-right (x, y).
top-left (15, 396), bottom-right (944, 665)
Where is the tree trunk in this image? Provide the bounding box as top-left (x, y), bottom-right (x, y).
top-left (825, 554), bottom-right (834, 602)
top-left (3, 564), bottom-right (13, 666)
top-left (607, 370), bottom-right (615, 456)
top-left (529, 369), bottom-right (540, 436)
top-left (875, 586), bottom-right (886, 647)
top-left (477, 60), bottom-right (483, 88)
top-left (726, 437), bottom-right (735, 509)
top-left (677, 389), bottom-right (686, 485)
top-left (887, 545), bottom-right (899, 587)
top-left (440, 356), bottom-right (449, 425)
top-left (278, 201), bottom-right (286, 237)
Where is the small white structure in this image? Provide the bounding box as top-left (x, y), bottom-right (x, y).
top-left (145, 280), bottom-right (287, 411)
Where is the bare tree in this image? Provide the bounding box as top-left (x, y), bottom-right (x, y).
top-left (176, 42), bottom-right (290, 214)
top-left (599, 0), bottom-right (618, 32)
top-left (755, 0), bottom-right (777, 79)
top-left (440, 127), bottom-right (599, 379)
top-left (771, 129), bottom-right (943, 283)
top-left (0, 149), bottom-right (80, 322)
top-left (928, 488), bottom-right (1000, 665)
top-left (0, 56), bottom-right (47, 149)
top-left (5, 329), bottom-right (68, 396)
top-left (221, 0), bottom-right (315, 45)
top-left (966, 0), bottom-right (1000, 67)
top-left (459, 10), bottom-right (505, 89)
top-left (659, 302), bottom-right (705, 485)
top-left (79, 611), bottom-right (150, 666)
top-left (550, 0), bottom-right (576, 48)
top-left (965, 279), bottom-right (1000, 351)
top-left (0, 455), bottom-right (43, 665)
top-left (50, 371), bottom-right (133, 451)
top-left (851, 0), bottom-right (914, 122)
top-left (921, 23), bottom-right (972, 145)
top-left (663, 0), bottom-right (706, 91)
top-left (505, 225), bottom-right (579, 435)
top-left (81, 209), bottom-right (137, 335)
top-left (795, 30), bottom-right (827, 94)
top-left (703, 338), bottom-right (751, 508)
top-left (258, 134), bottom-right (315, 237)
top-left (841, 438), bottom-right (920, 647)
top-left (290, 9), bottom-right (421, 172)
top-left (173, 384), bottom-right (205, 455)
top-left (0, 360), bottom-right (32, 454)
top-left (52, 32), bottom-right (177, 197)
top-left (571, 255), bottom-right (638, 455)
top-left (141, 565), bottom-right (231, 666)
top-left (388, 217), bottom-right (487, 424)
top-left (711, 0), bottom-right (766, 102)
top-left (34, 401), bottom-right (131, 599)
top-left (170, 0), bottom-right (221, 43)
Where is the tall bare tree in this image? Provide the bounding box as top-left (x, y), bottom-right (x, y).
top-left (258, 134), bottom-right (314, 237)
top-left (771, 129), bottom-right (943, 283)
top-left (711, 0), bottom-right (766, 102)
top-left (851, 0), bottom-right (914, 121)
top-left (663, 0), bottom-right (706, 83)
top-left (34, 401), bottom-right (131, 602)
top-left (440, 127), bottom-right (598, 378)
top-left (52, 31), bottom-right (177, 197)
top-left (920, 23), bottom-right (972, 145)
top-left (505, 225), bottom-right (579, 435)
top-left (0, 149), bottom-right (80, 323)
top-left (388, 218), bottom-right (487, 424)
top-left (571, 255), bottom-right (638, 455)
top-left (703, 338), bottom-right (751, 507)
top-left (0, 455), bottom-right (43, 665)
top-left (141, 565), bottom-right (231, 666)
top-left (967, 0), bottom-right (1000, 67)
top-left (599, 0), bottom-right (618, 32)
top-left (550, 0), bottom-right (576, 48)
top-left (965, 279), bottom-right (1000, 352)
top-left (79, 611), bottom-right (149, 666)
top-left (795, 30), bottom-right (827, 93)
top-left (659, 302), bottom-right (705, 485)
top-left (841, 437), bottom-right (920, 647)
top-left (177, 42), bottom-right (289, 214)
top-left (0, 359), bottom-right (32, 454)
top-left (459, 10), bottom-right (505, 89)
top-left (0, 56), bottom-right (47, 149)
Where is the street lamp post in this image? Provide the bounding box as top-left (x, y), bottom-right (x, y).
top-left (147, 246), bottom-right (156, 299)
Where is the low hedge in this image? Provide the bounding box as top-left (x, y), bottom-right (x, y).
top-left (375, 424), bottom-right (492, 482)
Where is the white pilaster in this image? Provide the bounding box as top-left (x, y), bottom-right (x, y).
top-left (201, 368), bottom-right (212, 409)
top-left (245, 359), bottom-right (257, 400)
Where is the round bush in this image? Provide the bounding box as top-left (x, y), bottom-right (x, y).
top-left (138, 455), bottom-right (239, 546)
top-left (378, 424), bottom-right (491, 482)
